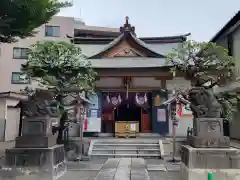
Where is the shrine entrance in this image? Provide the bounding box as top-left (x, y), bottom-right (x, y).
top-left (101, 92), bottom-right (152, 134)
top-left (114, 103), bottom-right (142, 130)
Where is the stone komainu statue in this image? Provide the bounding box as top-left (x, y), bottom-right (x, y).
top-left (20, 90), bottom-right (60, 117)
top-left (188, 87), bottom-right (222, 118)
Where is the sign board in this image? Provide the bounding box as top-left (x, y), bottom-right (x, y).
top-left (130, 124), bottom-right (136, 131)
top-left (157, 108), bottom-right (166, 122)
top-left (85, 93), bottom-right (101, 132)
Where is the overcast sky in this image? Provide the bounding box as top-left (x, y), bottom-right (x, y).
top-left (58, 0), bottom-right (240, 41)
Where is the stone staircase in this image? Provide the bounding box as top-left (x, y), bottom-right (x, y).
top-left (88, 139), bottom-right (163, 159)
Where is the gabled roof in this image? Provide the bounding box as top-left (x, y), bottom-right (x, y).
top-left (68, 34), bottom-right (190, 44)
top-left (211, 10), bottom-right (240, 42)
top-left (162, 96), bottom-right (190, 106)
top-left (88, 16), bottom-right (165, 59)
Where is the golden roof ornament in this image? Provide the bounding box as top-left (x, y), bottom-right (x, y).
top-left (120, 16), bottom-right (136, 35)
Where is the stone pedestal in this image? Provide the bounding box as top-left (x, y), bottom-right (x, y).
top-left (3, 116), bottom-right (66, 180)
top-left (4, 145), bottom-right (66, 179)
top-left (181, 117), bottom-right (240, 180)
top-left (180, 145), bottom-right (240, 180)
top-left (188, 118), bottom-right (230, 148)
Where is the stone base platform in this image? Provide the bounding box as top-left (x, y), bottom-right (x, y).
top-left (15, 135), bottom-right (57, 148)
top-left (180, 163), bottom-right (240, 180)
top-left (181, 145), bottom-right (240, 169)
top-left (180, 145), bottom-right (240, 180)
top-left (3, 144), bottom-right (66, 180)
top-left (187, 135), bottom-right (230, 148)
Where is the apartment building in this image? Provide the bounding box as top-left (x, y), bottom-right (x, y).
top-left (0, 16), bottom-right (119, 93)
top-left (211, 10), bottom-right (240, 140)
top-left (211, 10), bottom-right (240, 75)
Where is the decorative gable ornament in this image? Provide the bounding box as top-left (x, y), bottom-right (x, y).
top-left (106, 94), bottom-right (122, 106)
top-left (120, 16), bottom-right (136, 35)
top-left (114, 48), bottom-right (143, 57)
top-left (135, 93), bottom-right (148, 105)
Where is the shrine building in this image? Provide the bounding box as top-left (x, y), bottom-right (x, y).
top-left (68, 17), bottom-right (193, 136)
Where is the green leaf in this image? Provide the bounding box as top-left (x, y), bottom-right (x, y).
top-left (165, 40), bottom-right (236, 86)
top-left (21, 40), bottom-right (97, 95)
top-left (0, 0), bottom-right (71, 43)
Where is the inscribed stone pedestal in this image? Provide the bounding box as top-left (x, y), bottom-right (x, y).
top-left (4, 116), bottom-right (66, 180)
top-left (15, 117), bottom-right (57, 148)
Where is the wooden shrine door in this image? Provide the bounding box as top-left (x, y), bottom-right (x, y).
top-left (141, 109), bottom-right (152, 133)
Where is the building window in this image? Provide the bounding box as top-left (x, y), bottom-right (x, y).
top-left (13, 48), bottom-right (29, 59)
top-left (45, 25), bottom-right (60, 37)
top-left (11, 72), bottom-right (30, 84)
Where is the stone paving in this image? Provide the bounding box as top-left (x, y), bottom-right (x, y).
top-left (0, 153), bottom-right (181, 180)
top-left (62, 157), bottom-right (180, 180)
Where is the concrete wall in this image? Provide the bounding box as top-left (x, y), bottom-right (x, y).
top-left (5, 107), bottom-right (20, 141)
top-left (168, 116), bottom-right (193, 137)
top-left (0, 98), bottom-right (21, 142)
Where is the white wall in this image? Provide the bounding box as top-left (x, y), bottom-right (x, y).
top-left (5, 107), bottom-right (20, 141)
top-left (132, 77), bottom-right (161, 87)
top-left (167, 90), bottom-right (193, 137)
top-left (96, 77), bottom-right (122, 87)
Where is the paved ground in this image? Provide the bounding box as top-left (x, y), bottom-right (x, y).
top-left (1, 138), bottom-right (240, 180)
top-left (0, 157), bottom-right (180, 180)
top-left (62, 157), bottom-right (180, 180)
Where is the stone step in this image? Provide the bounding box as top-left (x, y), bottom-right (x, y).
top-left (93, 148), bottom-right (160, 151)
top-left (91, 153), bottom-right (161, 158)
top-left (93, 145), bottom-right (159, 150)
top-left (94, 143), bottom-right (158, 146)
top-left (92, 150), bottom-right (160, 155)
top-left (95, 140), bottom-right (159, 144)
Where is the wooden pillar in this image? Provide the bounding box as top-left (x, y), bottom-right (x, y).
top-left (161, 79), bottom-right (166, 89)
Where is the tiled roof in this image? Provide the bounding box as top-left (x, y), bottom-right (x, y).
top-left (88, 32), bottom-right (165, 58)
top-left (89, 57), bottom-right (172, 68)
